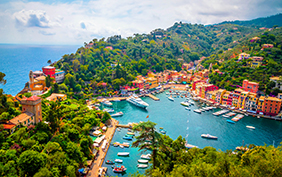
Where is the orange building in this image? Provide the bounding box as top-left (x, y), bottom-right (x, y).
top-left (242, 80), bottom-right (259, 93)
top-left (261, 97), bottom-right (282, 116)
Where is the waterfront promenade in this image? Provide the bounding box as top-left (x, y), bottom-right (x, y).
top-left (88, 118), bottom-right (119, 177)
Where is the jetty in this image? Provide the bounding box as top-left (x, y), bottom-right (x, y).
top-left (146, 94), bottom-right (160, 101)
top-left (116, 122), bottom-right (139, 129)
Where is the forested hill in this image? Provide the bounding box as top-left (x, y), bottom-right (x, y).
top-left (218, 13), bottom-right (282, 28)
top-left (54, 22), bottom-right (263, 98)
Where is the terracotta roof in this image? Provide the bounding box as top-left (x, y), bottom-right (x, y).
top-left (9, 112), bottom-right (34, 125)
top-left (265, 97), bottom-right (282, 102)
top-left (34, 76), bottom-right (46, 81)
top-left (26, 95), bottom-right (41, 101)
top-left (3, 124), bottom-right (16, 129)
top-left (270, 76), bottom-right (281, 81)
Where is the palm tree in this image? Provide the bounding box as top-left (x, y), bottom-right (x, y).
top-left (132, 120), bottom-right (162, 169)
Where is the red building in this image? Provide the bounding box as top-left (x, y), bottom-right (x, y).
top-left (132, 80), bottom-right (144, 90)
top-left (192, 80), bottom-right (206, 90)
top-left (42, 66), bottom-right (56, 79)
top-left (242, 80), bottom-right (259, 93)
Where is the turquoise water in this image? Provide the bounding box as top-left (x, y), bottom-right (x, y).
top-left (102, 92), bottom-right (282, 176)
top-left (0, 44), bottom-right (80, 95)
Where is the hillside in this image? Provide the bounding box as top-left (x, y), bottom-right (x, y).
top-left (218, 13), bottom-right (282, 28)
top-left (54, 22), bottom-right (262, 99)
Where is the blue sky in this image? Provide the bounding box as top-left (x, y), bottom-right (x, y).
top-left (0, 0), bottom-right (281, 45)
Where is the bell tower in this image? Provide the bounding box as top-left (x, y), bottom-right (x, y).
top-left (29, 70), bottom-right (34, 90)
top-left (21, 95), bottom-right (42, 124)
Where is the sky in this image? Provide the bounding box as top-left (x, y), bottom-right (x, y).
top-left (0, 0), bottom-right (281, 45)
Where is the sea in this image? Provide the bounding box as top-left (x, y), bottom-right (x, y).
top-left (0, 44), bottom-right (80, 96)
top-left (101, 92), bottom-right (282, 176)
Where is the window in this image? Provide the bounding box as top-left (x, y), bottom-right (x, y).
top-left (24, 121), bottom-right (26, 125)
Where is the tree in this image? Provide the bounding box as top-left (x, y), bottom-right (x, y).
top-left (53, 83), bottom-right (59, 93)
top-left (74, 84), bottom-right (82, 93)
top-left (44, 101), bottom-right (63, 132)
top-left (46, 75), bottom-right (51, 87)
top-left (18, 150), bottom-right (47, 177)
top-left (132, 121), bottom-right (162, 169)
top-left (47, 60), bottom-right (52, 64)
top-left (0, 72), bottom-right (6, 85)
top-left (34, 167), bottom-right (53, 177)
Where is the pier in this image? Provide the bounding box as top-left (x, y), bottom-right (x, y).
top-left (146, 94), bottom-right (160, 101)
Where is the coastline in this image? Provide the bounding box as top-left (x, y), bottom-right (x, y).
top-left (88, 118), bottom-right (119, 177)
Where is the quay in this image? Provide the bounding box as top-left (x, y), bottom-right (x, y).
top-left (146, 93), bottom-right (160, 101)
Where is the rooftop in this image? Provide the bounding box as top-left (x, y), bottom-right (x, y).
top-left (25, 95), bottom-right (41, 101)
top-left (9, 112), bottom-right (34, 125)
top-left (270, 76), bottom-right (281, 81)
top-left (43, 66), bottom-right (55, 69)
top-left (3, 124), bottom-right (16, 129)
top-left (265, 97), bottom-right (282, 102)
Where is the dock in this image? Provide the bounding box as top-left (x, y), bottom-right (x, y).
top-left (116, 122), bottom-right (139, 129)
top-left (146, 94), bottom-right (160, 101)
top-left (113, 142), bottom-right (130, 148)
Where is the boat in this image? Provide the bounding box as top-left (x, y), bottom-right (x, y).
top-left (213, 109), bottom-right (229, 116)
top-left (117, 128), bottom-right (121, 131)
top-left (105, 160), bottom-right (115, 164)
top-left (117, 152), bottom-right (130, 156)
top-left (119, 145), bottom-right (124, 148)
top-left (101, 99), bottom-right (113, 107)
top-left (236, 146), bottom-right (249, 151)
top-left (125, 134), bottom-right (134, 137)
top-left (113, 165), bottom-right (126, 173)
top-left (127, 132), bottom-right (135, 135)
top-left (180, 101), bottom-right (190, 107)
top-left (138, 159), bottom-right (149, 163)
top-left (141, 154), bottom-right (151, 160)
top-left (126, 94), bottom-right (149, 109)
top-left (246, 125), bottom-right (255, 129)
top-left (159, 127), bottom-right (163, 129)
top-left (185, 107), bottom-right (190, 110)
top-left (123, 136), bottom-right (133, 140)
top-left (231, 114), bottom-right (244, 122)
top-left (111, 112), bottom-right (124, 117)
top-left (193, 109), bottom-right (201, 113)
top-left (223, 112), bottom-right (236, 118)
top-left (103, 108), bottom-right (114, 113)
top-left (160, 130), bottom-right (166, 134)
top-left (128, 128), bottom-right (132, 132)
top-left (137, 164), bottom-right (148, 168)
top-left (185, 143), bottom-right (198, 149)
top-left (168, 96), bottom-right (174, 101)
top-left (115, 159), bottom-right (123, 163)
top-left (227, 119), bottom-right (235, 124)
top-left (201, 134), bottom-right (218, 140)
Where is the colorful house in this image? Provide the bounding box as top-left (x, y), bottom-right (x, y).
top-left (262, 44), bottom-right (274, 49)
top-left (42, 66), bottom-right (56, 79)
top-left (244, 93), bottom-right (258, 112)
top-left (222, 91), bottom-right (233, 106)
top-left (46, 93), bottom-right (67, 102)
top-left (238, 53), bottom-right (250, 60)
top-left (237, 91), bottom-right (249, 109)
top-left (232, 89), bottom-right (243, 108)
top-left (269, 76), bottom-right (282, 90)
top-left (215, 89), bottom-right (226, 104)
top-left (256, 96), bottom-right (265, 114)
top-left (242, 80), bottom-right (259, 93)
top-left (201, 84), bottom-right (218, 99)
top-left (145, 77), bottom-right (158, 90)
top-left (132, 80), bottom-right (145, 90)
top-left (262, 97), bottom-right (282, 116)
top-left (248, 56), bottom-right (264, 68)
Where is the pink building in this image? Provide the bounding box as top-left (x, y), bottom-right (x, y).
top-left (242, 80), bottom-right (259, 93)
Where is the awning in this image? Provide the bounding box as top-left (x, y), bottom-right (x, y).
top-left (259, 112), bottom-right (264, 115)
top-left (247, 110), bottom-right (256, 114)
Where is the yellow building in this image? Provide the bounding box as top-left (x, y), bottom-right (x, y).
top-left (145, 77), bottom-right (158, 90)
top-left (247, 56), bottom-right (263, 68)
top-left (46, 93), bottom-right (67, 102)
top-left (29, 71), bottom-right (46, 91)
top-left (237, 91), bottom-right (249, 109)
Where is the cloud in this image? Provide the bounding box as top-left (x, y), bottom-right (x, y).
top-left (13, 10), bottom-right (52, 28)
top-left (0, 0), bottom-right (282, 45)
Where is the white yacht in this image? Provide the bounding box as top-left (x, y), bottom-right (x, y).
top-left (126, 95), bottom-right (149, 109)
top-left (101, 99), bottom-right (113, 106)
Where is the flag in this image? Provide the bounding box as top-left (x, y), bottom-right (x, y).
top-left (146, 115), bottom-right (149, 118)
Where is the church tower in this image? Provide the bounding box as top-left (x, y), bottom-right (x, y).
top-left (29, 70), bottom-right (34, 90)
top-left (21, 95), bottom-right (42, 124)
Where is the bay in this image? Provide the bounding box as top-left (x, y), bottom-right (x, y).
top-left (0, 44), bottom-right (80, 96)
top-left (102, 91), bottom-right (282, 176)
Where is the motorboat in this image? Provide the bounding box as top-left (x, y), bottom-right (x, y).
top-left (185, 143), bottom-right (198, 149)
top-left (125, 134), bottom-right (134, 137)
top-left (168, 96), bottom-right (174, 101)
top-left (185, 107), bottom-right (190, 111)
top-left (138, 159), bottom-right (149, 163)
top-left (246, 125), bottom-right (255, 129)
top-left (101, 99), bottom-right (113, 107)
top-left (141, 154), bottom-right (151, 160)
top-left (113, 165), bottom-right (126, 173)
top-left (117, 128), bottom-right (121, 131)
top-left (115, 159), bottom-right (123, 163)
top-left (111, 112), bottom-right (124, 117)
top-left (119, 145), bottom-right (124, 148)
top-left (193, 109), bottom-right (201, 113)
top-left (227, 120), bottom-right (235, 124)
top-left (123, 136), bottom-right (133, 140)
top-left (126, 94), bottom-right (149, 109)
top-left (105, 160), bottom-right (115, 164)
top-left (189, 101), bottom-right (194, 105)
top-left (231, 114), bottom-right (244, 122)
top-left (137, 164), bottom-right (148, 168)
top-left (117, 152), bottom-right (130, 156)
top-left (180, 101), bottom-right (190, 107)
top-left (201, 134), bottom-right (218, 140)
top-left (160, 130), bottom-right (166, 134)
top-left (127, 132), bottom-right (135, 135)
top-left (103, 108), bottom-right (114, 113)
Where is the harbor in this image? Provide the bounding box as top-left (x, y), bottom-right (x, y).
top-left (96, 91), bottom-right (282, 176)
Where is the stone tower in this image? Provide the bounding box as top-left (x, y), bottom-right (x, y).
top-left (21, 95), bottom-right (42, 124)
top-left (29, 70), bottom-right (34, 89)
